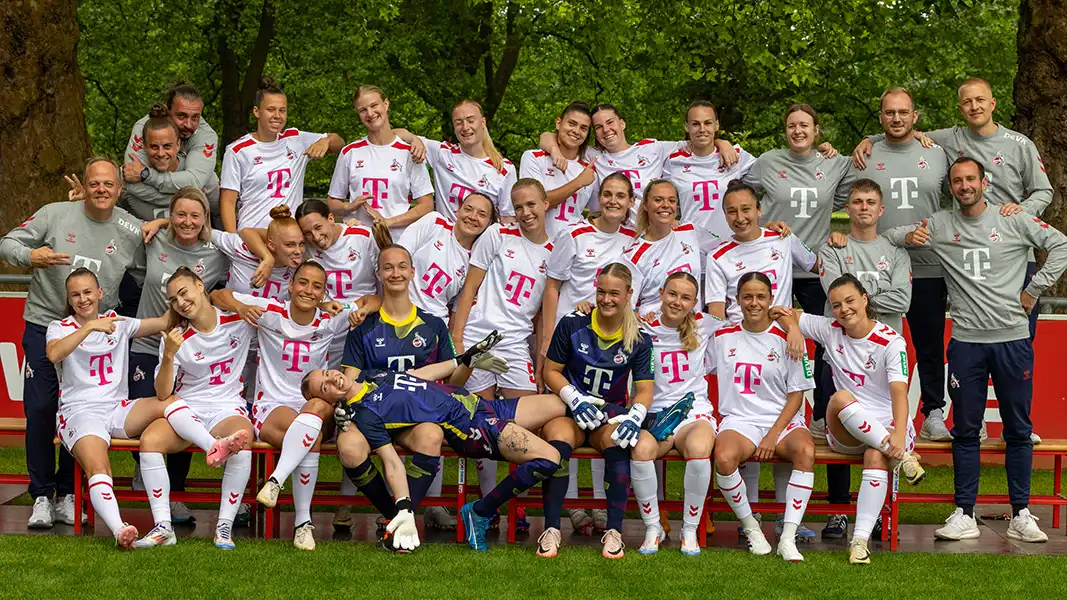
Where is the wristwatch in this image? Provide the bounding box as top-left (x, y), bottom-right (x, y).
top-left (139, 167), bottom-right (149, 182)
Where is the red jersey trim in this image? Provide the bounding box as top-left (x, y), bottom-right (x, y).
top-left (868, 333), bottom-right (890, 347)
top-left (712, 240), bottom-right (739, 260)
top-left (762, 229), bottom-right (782, 239)
top-left (570, 225), bottom-right (596, 238)
top-left (434, 217), bottom-right (454, 232)
top-left (219, 313), bottom-right (243, 325)
top-left (500, 227), bottom-right (521, 237)
top-left (532, 150), bottom-right (547, 158)
top-left (231, 138), bottom-right (256, 154)
top-left (629, 242), bottom-right (653, 264)
top-left (343, 225), bottom-right (371, 238)
top-left (669, 149), bottom-right (692, 160)
top-left (619, 226), bottom-right (637, 237)
top-left (674, 223), bottom-right (695, 233)
top-left (769, 325), bottom-right (789, 341)
top-left (392, 140), bottom-right (412, 151)
top-left (265, 304), bottom-right (290, 319)
top-left (341, 140), bottom-right (369, 155)
top-left (278, 129), bottom-right (299, 139)
top-left (181, 327), bottom-right (197, 340)
top-left (634, 138), bottom-right (656, 147)
top-left (715, 324), bottom-right (742, 337)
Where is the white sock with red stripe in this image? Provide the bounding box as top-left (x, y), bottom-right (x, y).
top-left (854, 469), bottom-right (889, 541)
top-left (781, 470), bottom-right (815, 540)
top-left (164, 401), bottom-right (217, 453)
top-left (591, 458), bottom-right (606, 500)
top-left (476, 459), bottom-right (498, 497)
top-left (630, 460), bottom-right (660, 528)
top-left (740, 461), bottom-right (761, 504)
top-left (218, 450), bottom-right (251, 525)
top-left (838, 401), bottom-right (891, 452)
top-left (717, 469), bottom-right (758, 528)
top-left (88, 474), bottom-right (123, 534)
top-left (270, 413), bottom-right (322, 484)
top-left (293, 452), bottom-right (320, 525)
top-left (682, 458), bottom-right (711, 532)
top-left (428, 458), bottom-right (444, 497)
top-left (140, 452), bottom-right (171, 527)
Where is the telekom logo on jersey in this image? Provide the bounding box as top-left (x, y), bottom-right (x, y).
top-left (733, 362), bottom-right (763, 394)
top-left (449, 183), bottom-right (476, 208)
top-left (88, 353), bottom-right (114, 386)
top-left (505, 270), bottom-right (537, 306)
top-left (267, 168), bottom-right (292, 199)
top-left (692, 181), bottom-right (720, 211)
top-left (361, 178), bottom-right (388, 209)
top-left (790, 187), bottom-right (818, 219)
top-left (889, 177), bottom-right (919, 210)
top-left (325, 270), bottom-right (354, 299)
top-left (421, 263), bottom-right (452, 298)
top-left (660, 350), bottom-right (690, 383)
top-left (282, 340), bottom-right (311, 372)
top-left (208, 359), bottom-right (235, 385)
top-left (582, 366), bottom-right (614, 397)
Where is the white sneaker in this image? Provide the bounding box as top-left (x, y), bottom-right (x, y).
top-left (934, 508), bottom-right (980, 540)
top-left (601, 528), bottom-right (625, 559)
top-left (893, 452), bottom-right (926, 485)
top-left (256, 478), bottom-right (282, 508)
top-left (680, 527), bottom-right (701, 556)
top-left (920, 409), bottom-right (953, 442)
top-left (114, 523), bottom-right (139, 549)
top-left (27, 496), bottom-right (53, 529)
top-left (743, 525), bottom-right (772, 555)
top-left (424, 506), bottom-right (457, 530)
top-left (536, 527), bottom-right (562, 558)
top-left (1001, 432), bottom-right (1043, 445)
top-left (1006, 508), bottom-right (1048, 543)
top-left (131, 469), bottom-right (145, 491)
top-left (170, 502), bottom-right (195, 524)
top-left (848, 538), bottom-right (871, 565)
top-left (52, 494), bottom-right (80, 526)
top-left (776, 535), bottom-right (804, 562)
top-left (294, 521), bottom-right (316, 550)
top-left (135, 523), bottom-right (177, 548)
top-left (639, 524), bottom-right (665, 555)
top-left (809, 418), bottom-right (827, 442)
top-left (214, 521), bottom-right (235, 550)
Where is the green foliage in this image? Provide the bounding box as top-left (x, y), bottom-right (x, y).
top-left (77, 0), bottom-right (1020, 190)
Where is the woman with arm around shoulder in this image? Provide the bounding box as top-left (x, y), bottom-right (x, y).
top-left (774, 273), bottom-right (925, 565)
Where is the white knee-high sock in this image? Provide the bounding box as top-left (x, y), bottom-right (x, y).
top-left (340, 470), bottom-right (357, 496)
top-left (164, 401), bottom-right (216, 453)
top-left (717, 469), bottom-right (758, 528)
top-left (476, 459), bottom-right (498, 497)
top-left (683, 458), bottom-right (712, 532)
top-left (630, 460), bottom-right (660, 528)
top-left (566, 461), bottom-right (579, 499)
top-left (428, 458), bottom-right (444, 497)
top-left (591, 458), bottom-right (606, 500)
top-left (782, 470), bottom-right (815, 539)
top-left (88, 474), bottom-right (123, 534)
top-left (293, 452), bottom-right (320, 525)
top-left (270, 413), bottom-right (322, 483)
top-left (773, 462), bottom-right (792, 503)
top-left (218, 450), bottom-right (252, 525)
top-left (740, 461), bottom-right (761, 504)
top-left (140, 452), bottom-right (172, 526)
top-left (838, 402), bottom-right (891, 452)
top-left (854, 469), bottom-right (888, 541)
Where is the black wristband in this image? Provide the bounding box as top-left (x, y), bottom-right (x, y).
top-left (395, 497), bottom-right (412, 512)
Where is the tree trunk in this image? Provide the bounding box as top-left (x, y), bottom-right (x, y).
top-left (218, 0), bottom-right (277, 146)
top-left (1014, 0), bottom-right (1067, 297)
top-left (0, 0), bottom-right (91, 273)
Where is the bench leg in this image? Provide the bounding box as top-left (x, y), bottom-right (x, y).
top-left (890, 470), bottom-right (900, 551)
top-left (456, 458), bottom-right (466, 544)
top-left (73, 460), bottom-right (83, 536)
top-left (1055, 455), bottom-right (1062, 532)
top-left (507, 463), bottom-right (517, 544)
top-left (263, 450), bottom-right (275, 540)
top-left (697, 504), bottom-right (707, 547)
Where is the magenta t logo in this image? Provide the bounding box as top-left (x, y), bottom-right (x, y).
top-left (362, 178), bottom-right (389, 209)
top-left (325, 270), bottom-right (353, 299)
top-left (692, 180), bottom-right (720, 211)
top-left (554, 194), bottom-right (578, 222)
top-left (88, 353), bottom-right (114, 386)
top-left (660, 350), bottom-right (690, 384)
top-left (617, 169), bottom-right (641, 192)
top-left (282, 340), bottom-right (312, 372)
top-left (208, 358), bottom-right (235, 385)
top-left (733, 362), bottom-right (763, 394)
top-left (761, 269), bottom-right (779, 292)
top-left (448, 183), bottom-right (476, 209)
top-left (667, 264), bottom-right (692, 276)
top-left (256, 280), bottom-right (282, 300)
top-left (421, 263), bottom-right (452, 298)
top-left (842, 368), bottom-right (866, 386)
top-left (504, 270), bottom-right (537, 306)
top-left (266, 168), bottom-right (292, 199)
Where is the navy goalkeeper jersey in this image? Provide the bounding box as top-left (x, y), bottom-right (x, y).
top-left (546, 310), bottom-right (653, 406)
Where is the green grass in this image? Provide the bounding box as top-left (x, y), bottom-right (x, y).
top-left (0, 534), bottom-right (1065, 600)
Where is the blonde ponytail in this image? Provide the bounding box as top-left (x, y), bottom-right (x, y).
top-left (600, 263), bottom-right (641, 353)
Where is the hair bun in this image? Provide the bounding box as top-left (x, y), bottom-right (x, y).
top-left (148, 102), bottom-right (169, 118)
top-left (269, 205), bottom-right (293, 220)
top-left (259, 76), bottom-right (278, 90)
top-left (725, 179), bottom-right (747, 191)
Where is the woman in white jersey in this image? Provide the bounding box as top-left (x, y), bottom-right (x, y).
top-left (46, 269), bottom-right (228, 549)
top-left (710, 272), bottom-right (815, 563)
top-left (212, 261), bottom-right (359, 551)
top-left (136, 268), bottom-right (258, 550)
top-left (774, 274), bottom-right (925, 565)
top-left (326, 85), bottom-right (434, 240)
top-left (520, 101), bottom-right (597, 239)
top-left (664, 100), bottom-right (757, 241)
top-left (628, 272), bottom-right (722, 557)
top-left (219, 76), bottom-right (343, 231)
top-left (541, 172), bottom-right (636, 534)
top-left (451, 179), bottom-right (553, 505)
top-left (397, 100), bottom-right (517, 222)
top-left (398, 192), bottom-right (496, 320)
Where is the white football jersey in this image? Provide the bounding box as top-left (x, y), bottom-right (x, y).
top-left (589, 139), bottom-right (684, 221)
top-left (712, 322), bottom-right (814, 426)
top-left (464, 224), bottom-right (552, 340)
top-left (211, 230), bottom-right (293, 301)
top-left (160, 307), bottom-right (254, 405)
top-left (798, 314), bottom-right (908, 421)
top-left (306, 224), bottom-right (378, 302)
top-left (47, 312), bottom-right (140, 412)
top-left (235, 293), bottom-right (351, 404)
top-left (663, 145), bottom-right (757, 241)
top-left (705, 229), bottom-right (817, 322)
top-left (220, 128), bottom-right (328, 229)
top-left (642, 312), bottom-right (725, 412)
top-left (519, 150), bottom-right (597, 239)
top-left (420, 137), bottom-right (517, 220)
top-left (399, 212), bottom-right (471, 319)
top-left (545, 220), bottom-right (636, 323)
top-left (621, 223), bottom-right (704, 313)
top-left (328, 136), bottom-right (434, 240)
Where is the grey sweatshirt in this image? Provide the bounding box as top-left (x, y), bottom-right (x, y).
top-left (884, 207), bottom-right (1067, 343)
top-left (122, 162), bottom-right (221, 221)
top-left (0, 202), bottom-right (144, 326)
top-left (128, 233), bottom-right (230, 355)
top-left (818, 235), bottom-right (912, 332)
top-left (124, 115), bottom-right (219, 193)
top-left (839, 139), bottom-right (950, 278)
top-left (745, 149), bottom-right (852, 279)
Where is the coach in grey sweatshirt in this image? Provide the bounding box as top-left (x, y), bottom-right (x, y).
top-left (885, 156), bottom-right (1067, 544)
top-left (0, 158), bottom-right (146, 525)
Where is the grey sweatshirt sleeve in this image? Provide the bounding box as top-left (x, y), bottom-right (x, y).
top-left (0, 206), bottom-right (50, 267)
top-left (145, 125), bottom-right (219, 193)
top-left (883, 223), bottom-right (920, 248)
top-left (869, 246), bottom-right (912, 315)
top-left (1017, 215), bottom-right (1067, 298)
top-left (742, 155), bottom-right (764, 194)
top-left (833, 164), bottom-right (857, 211)
top-left (1020, 142), bottom-right (1053, 216)
top-left (817, 245), bottom-right (844, 294)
